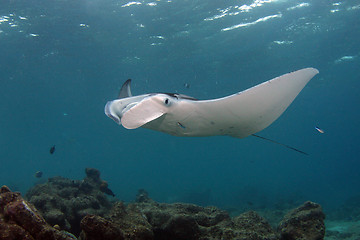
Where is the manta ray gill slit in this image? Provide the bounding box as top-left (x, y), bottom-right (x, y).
top-left (177, 122), bottom-right (186, 129)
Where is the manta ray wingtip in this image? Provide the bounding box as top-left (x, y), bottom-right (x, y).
top-left (302, 67), bottom-right (319, 75)
top-left (309, 67), bottom-right (319, 73)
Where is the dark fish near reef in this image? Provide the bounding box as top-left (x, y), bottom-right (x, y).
top-left (50, 145), bottom-right (56, 154)
top-left (103, 188), bottom-right (115, 197)
top-left (100, 181), bottom-right (116, 197)
top-left (34, 171), bottom-right (43, 178)
top-left (247, 201), bottom-right (253, 206)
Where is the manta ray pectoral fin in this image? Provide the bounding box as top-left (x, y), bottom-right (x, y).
top-left (121, 96), bottom-right (167, 129)
top-left (222, 68), bottom-right (319, 138)
top-left (118, 79), bottom-right (132, 99)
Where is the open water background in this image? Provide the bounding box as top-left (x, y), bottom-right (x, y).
top-left (1, 0), bottom-right (359, 212)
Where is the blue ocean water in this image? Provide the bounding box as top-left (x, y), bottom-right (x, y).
top-left (0, 0), bottom-right (359, 213)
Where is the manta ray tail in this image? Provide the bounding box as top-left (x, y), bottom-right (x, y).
top-left (251, 134), bottom-right (308, 155)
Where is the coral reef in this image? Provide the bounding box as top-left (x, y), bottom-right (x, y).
top-left (26, 168), bottom-right (114, 236)
top-left (278, 201), bottom-right (325, 240)
top-left (80, 189), bottom-right (280, 240)
top-left (1, 169), bottom-right (327, 240)
top-left (0, 185), bottom-right (76, 240)
top-left (80, 215), bottom-right (125, 240)
top-left (80, 191), bottom-right (328, 240)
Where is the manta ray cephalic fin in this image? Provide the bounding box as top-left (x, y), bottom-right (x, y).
top-left (121, 96), bottom-right (167, 129)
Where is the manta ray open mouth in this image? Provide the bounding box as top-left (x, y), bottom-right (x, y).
top-left (105, 101), bottom-right (120, 125)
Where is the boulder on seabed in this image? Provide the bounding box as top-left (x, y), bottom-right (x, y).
top-left (0, 185), bottom-right (76, 240)
top-left (278, 201), bottom-right (325, 240)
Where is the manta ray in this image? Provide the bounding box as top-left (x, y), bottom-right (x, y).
top-left (105, 68), bottom-right (318, 153)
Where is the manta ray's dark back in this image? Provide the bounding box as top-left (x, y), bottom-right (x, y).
top-left (119, 79), bottom-right (198, 101)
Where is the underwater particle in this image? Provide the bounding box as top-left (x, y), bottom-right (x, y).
top-left (315, 126), bottom-right (324, 134)
top-left (121, 1), bottom-right (142, 7)
top-left (34, 171), bottom-right (43, 178)
top-left (50, 145), bottom-right (56, 154)
top-left (273, 40), bottom-right (293, 45)
top-left (79, 23), bottom-right (89, 28)
top-left (184, 83), bottom-right (190, 89)
top-left (334, 55), bottom-right (356, 64)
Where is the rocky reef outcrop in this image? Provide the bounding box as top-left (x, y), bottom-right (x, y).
top-left (25, 168), bottom-right (114, 236)
top-left (0, 185), bottom-right (76, 240)
top-left (278, 201), bottom-right (325, 240)
top-left (79, 190), bottom-right (327, 240)
top-left (79, 189), bottom-right (279, 240)
top-left (1, 168), bottom-right (327, 239)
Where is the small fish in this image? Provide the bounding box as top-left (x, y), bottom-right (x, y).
top-left (104, 188), bottom-right (115, 197)
top-left (315, 126), bottom-right (324, 134)
top-left (50, 145), bottom-right (56, 154)
top-left (35, 171), bottom-right (43, 178)
top-left (184, 83), bottom-right (190, 89)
